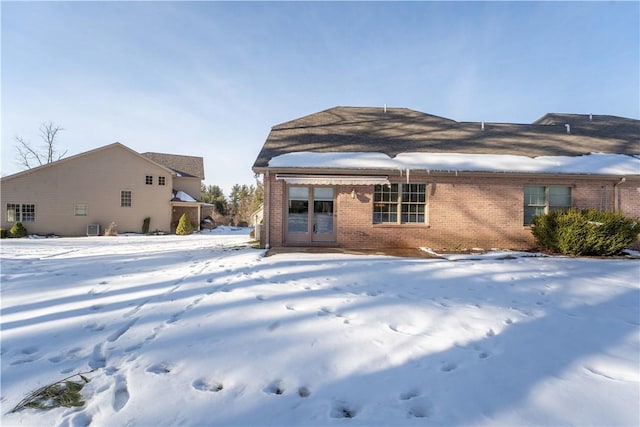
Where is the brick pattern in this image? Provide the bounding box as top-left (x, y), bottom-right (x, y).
top-left (264, 174), bottom-right (639, 251)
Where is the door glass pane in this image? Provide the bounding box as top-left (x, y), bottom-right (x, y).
top-left (314, 187), bottom-right (333, 201)
top-left (288, 187), bottom-right (309, 233)
top-left (314, 188), bottom-right (333, 234)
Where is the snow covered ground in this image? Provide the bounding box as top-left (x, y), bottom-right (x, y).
top-left (1, 228), bottom-right (638, 426)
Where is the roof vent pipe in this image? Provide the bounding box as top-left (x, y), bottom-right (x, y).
top-left (481, 121), bottom-right (485, 131)
top-left (565, 124), bottom-right (571, 134)
top-left (589, 113), bottom-right (593, 121)
top-left (384, 104), bottom-right (387, 113)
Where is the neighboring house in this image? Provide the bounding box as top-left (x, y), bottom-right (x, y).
top-left (252, 106), bottom-right (640, 251)
top-left (1, 142), bottom-right (204, 236)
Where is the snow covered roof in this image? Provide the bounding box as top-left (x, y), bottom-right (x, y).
top-left (269, 152), bottom-right (640, 176)
top-left (253, 107), bottom-right (640, 170)
top-left (172, 190), bottom-right (199, 202)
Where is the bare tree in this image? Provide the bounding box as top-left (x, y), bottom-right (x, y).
top-left (15, 121), bottom-right (67, 169)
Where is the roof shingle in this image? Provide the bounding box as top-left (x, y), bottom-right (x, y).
top-left (253, 106), bottom-right (640, 169)
top-left (142, 152), bottom-right (205, 179)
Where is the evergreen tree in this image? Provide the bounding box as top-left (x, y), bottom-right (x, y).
top-left (175, 213), bottom-right (194, 235)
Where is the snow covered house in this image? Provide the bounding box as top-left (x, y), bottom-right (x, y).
top-left (252, 106), bottom-right (640, 251)
top-left (0, 142), bottom-right (204, 236)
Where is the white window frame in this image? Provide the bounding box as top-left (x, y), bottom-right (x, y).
top-left (121, 190), bottom-right (132, 207)
top-left (74, 203), bottom-right (89, 216)
top-left (6, 203), bottom-right (36, 222)
top-left (524, 185), bottom-right (572, 225)
top-left (373, 183), bottom-right (427, 224)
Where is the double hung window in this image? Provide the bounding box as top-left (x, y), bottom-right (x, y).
top-left (373, 184), bottom-right (427, 224)
top-left (524, 186), bottom-right (572, 224)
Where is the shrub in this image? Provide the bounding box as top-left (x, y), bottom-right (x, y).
top-left (142, 217), bottom-right (151, 234)
top-left (176, 213), bottom-right (194, 235)
top-left (9, 222), bottom-right (28, 238)
top-left (0, 228), bottom-right (7, 239)
top-left (532, 209), bottom-right (639, 256)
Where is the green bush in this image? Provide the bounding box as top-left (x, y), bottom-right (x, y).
top-left (532, 209), bottom-right (639, 256)
top-left (142, 217), bottom-right (151, 234)
top-left (9, 222), bottom-right (28, 238)
top-left (175, 213), bottom-right (194, 235)
top-left (0, 228), bottom-right (7, 239)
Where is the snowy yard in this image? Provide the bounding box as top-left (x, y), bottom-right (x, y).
top-left (1, 228), bottom-right (638, 426)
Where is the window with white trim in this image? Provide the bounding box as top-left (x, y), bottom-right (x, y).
top-left (524, 185), bottom-right (572, 225)
top-left (373, 184), bottom-right (427, 224)
top-left (6, 203), bottom-right (36, 222)
top-left (158, 176), bottom-right (166, 186)
top-left (121, 190), bottom-right (132, 207)
top-left (145, 175), bottom-right (153, 185)
top-left (74, 203), bottom-right (88, 216)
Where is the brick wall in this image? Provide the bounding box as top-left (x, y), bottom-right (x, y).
top-left (263, 173), bottom-right (639, 251)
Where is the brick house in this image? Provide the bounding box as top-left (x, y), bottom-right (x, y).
top-left (252, 107), bottom-right (640, 251)
top-left (1, 142), bottom-right (204, 236)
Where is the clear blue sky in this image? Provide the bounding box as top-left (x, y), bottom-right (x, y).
top-left (2, 1), bottom-right (638, 194)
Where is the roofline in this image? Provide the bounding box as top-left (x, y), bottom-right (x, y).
top-left (0, 142), bottom-right (176, 183)
top-left (253, 166), bottom-right (639, 180)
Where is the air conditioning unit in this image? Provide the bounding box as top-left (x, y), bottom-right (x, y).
top-left (87, 224), bottom-right (101, 236)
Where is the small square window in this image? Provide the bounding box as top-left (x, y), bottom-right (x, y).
top-left (75, 203), bottom-right (88, 216)
top-left (158, 176), bottom-right (166, 186)
top-left (121, 190), bottom-right (132, 207)
top-left (145, 175), bottom-right (153, 185)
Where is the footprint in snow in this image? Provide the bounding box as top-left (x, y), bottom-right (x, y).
top-left (408, 402), bottom-right (431, 418)
top-left (112, 375), bottom-right (130, 412)
top-left (146, 363), bottom-right (173, 374)
top-left (263, 380), bottom-right (285, 395)
top-left (330, 401), bottom-right (358, 419)
top-left (192, 379), bottom-right (223, 392)
top-left (399, 389), bottom-right (421, 401)
top-left (89, 343), bottom-right (106, 369)
top-left (441, 362), bottom-right (457, 372)
top-left (298, 386), bottom-right (311, 398)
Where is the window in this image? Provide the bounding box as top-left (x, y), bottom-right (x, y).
top-left (121, 190), bottom-right (132, 207)
top-left (524, 185), bottom-right (572, 224)
top-left (75, 204), bottom-right (88, 216)
top-left (145, 175), bottom-right (153, 185)
top-left (373, 184), bottom-right (427, 224)
top-left (21, 204), bottom-right (35, 222)
top-left (6, 203), bottom-right (35, 222)
top-left (401, 184), bottom-right (426, 223)
top-left (373, 184), bottom-right (398, 223)
top-left (158, 176), bottom-right (166, 186)
top-left (6, 203), bottom-right (20, 222)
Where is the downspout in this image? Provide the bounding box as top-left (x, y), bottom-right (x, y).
top-left (264, 171), bottom-right (271, 249)
top-left (613, 177), bottom-right (626, 212)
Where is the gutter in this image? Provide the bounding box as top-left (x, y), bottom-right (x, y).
top-left (264, 171), bottom-right (270, 249)
top-left (614, 177), bottom-right (626, 212)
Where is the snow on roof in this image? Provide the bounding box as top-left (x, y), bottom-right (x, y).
top-left (268, 152), bottom-right (640, 175)
top-left (173, 190), bottom-right (197, 202)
